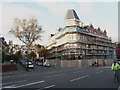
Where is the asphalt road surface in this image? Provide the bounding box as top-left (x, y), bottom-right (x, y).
top-left (1, 66), bottom-right (120, 89)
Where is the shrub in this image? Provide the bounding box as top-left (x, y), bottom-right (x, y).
top-left (29, 51), bottom-right (36, 60)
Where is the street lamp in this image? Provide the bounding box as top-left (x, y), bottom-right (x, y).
top-left (55, 47), bottom-right (57, 67)
top-left (26, 35), bottom-right (30, 72)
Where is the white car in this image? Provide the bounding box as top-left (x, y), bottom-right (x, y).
top-left (43, 62), bottom-right (50, 67)
top-left (25, 61), bottom-right (34, 69)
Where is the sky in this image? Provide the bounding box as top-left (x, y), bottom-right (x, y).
top-left (0, 0), bottom-right (119, 46)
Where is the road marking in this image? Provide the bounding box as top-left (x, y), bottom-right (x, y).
top-left (95, 71), bottom-right (103, 74)
top-left (2, 80), bottom-right (45, 88)
top-left (44, 74), bottom-right (65, 78)
top-left (24, 75), bottom-right (28, 76)
top-left (70, 75), bottom-right (89, 82)
top-left (43, 85), bottom-right (55, 89)
top-left (2, 85), bottom-right (16, 88)
top-left (1, 80), bottom-right (27, 86)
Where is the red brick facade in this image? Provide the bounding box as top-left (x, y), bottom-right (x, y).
top-left (113, 42), bottom-right (120, 59)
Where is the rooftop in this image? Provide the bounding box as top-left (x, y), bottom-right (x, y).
top-left (64, 9), bottom-right (80, 20)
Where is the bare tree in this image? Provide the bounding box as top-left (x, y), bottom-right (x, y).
top-left (9, 17), bottom-right (43, 49)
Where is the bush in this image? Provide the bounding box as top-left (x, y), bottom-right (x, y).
top-left (15, 50), bottom-right (22, 59)
top-left (29, 51), bottom-right (36, 60)
top-left (2, 51), bottom-right (20, 64)
top-left (10, 54), bottom-right (19, 64)
top-left (2, 51), bottom-right (10, 63)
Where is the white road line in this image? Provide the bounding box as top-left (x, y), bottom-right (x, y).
top-left (1, 80), bottom-right (27, 86)
top-left (3, 80), bottom-right (45, 88)
top-left (70, 75), bottom-right (89, 82)
top-left (24, 75), bottom-right (28, 76)
top-left (2, 85), bottom-right (16, 88)
top-left (95, 71), bottom-right (103, 74)
top-left (44, 74), bottom-right (65, 78)
top-left (43, 85), bottom-right (55, 89)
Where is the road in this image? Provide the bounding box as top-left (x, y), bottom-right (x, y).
top-left (1, 65), bottom-right (120, 89)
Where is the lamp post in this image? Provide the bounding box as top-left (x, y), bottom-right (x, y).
top-left (26, 35), bottom-right (30, 72)
top-left (25, 47), bottom-right (29, 71)
top-left (55, 47), bottom-right (57, 67)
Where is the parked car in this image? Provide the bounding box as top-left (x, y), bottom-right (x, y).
top-left (20, 60), bottom-right (26, 66)
top-left (43, 62), bottom-right (50, 67)
top-left (19, 59), bottom-right (22, 65)
top-left (25, 61), bottom-right (34, 69)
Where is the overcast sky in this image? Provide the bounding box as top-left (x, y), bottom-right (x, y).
top-left (0, 0), bottom-right (119, 46)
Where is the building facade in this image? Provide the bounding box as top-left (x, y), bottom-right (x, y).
top-left (46, 9), bottom-right (115, 61)
top-left (113, 42), bottom-right (120, 60)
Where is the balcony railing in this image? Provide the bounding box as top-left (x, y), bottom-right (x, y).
top-left (50, 45), bottom-right (114, 54)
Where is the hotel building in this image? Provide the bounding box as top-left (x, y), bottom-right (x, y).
top-left (46, 9), bottom-right (115, 60)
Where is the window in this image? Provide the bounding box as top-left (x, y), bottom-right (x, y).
top-left (73, 44), bottom-right (77, 47)
top-left (70, 34), bottom-right (73, 40)
top-left (73, 34), bottom-right (76, 40)
top-left (86, 45), bottom-right (89, 48)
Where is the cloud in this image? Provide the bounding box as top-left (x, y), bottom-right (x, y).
top-left (0, 3), bottom-right (2, 36)
top-left (78, 2), bottom-right (94, 14)
top-left (35, 0), bottom-right (119, 2)
top-left (38, 2), bottom-right (75, 15)
top-left (1, 3), bottom-right (44, 44)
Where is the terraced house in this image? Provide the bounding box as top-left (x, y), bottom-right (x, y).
top-left (46, 9), bottom-right (115, 61)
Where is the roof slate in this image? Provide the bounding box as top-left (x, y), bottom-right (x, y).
top-left (64, 9), bottom-right (80, 20)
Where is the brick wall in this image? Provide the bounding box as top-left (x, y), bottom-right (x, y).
top-left (0, 64), bottom-right (17, 72)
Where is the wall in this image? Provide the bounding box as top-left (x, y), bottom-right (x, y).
top-left (0, 64), bottom-right (17, 72)
top-left (48, 59), bottom-right (115, 67)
